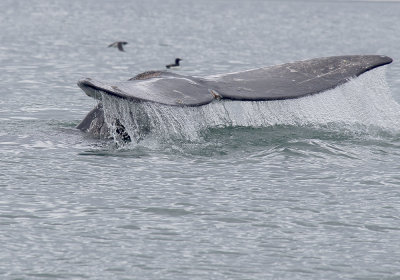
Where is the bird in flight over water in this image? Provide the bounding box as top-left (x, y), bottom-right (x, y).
top-left (108, 41), bottom-right (128, 52)
top-left (166, 58), bottom-right (183, 69)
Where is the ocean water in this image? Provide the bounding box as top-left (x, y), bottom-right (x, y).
top-left (1, 0), bottom-right (400, 279)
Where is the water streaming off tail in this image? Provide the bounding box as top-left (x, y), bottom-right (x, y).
top-left (101, 67), bottom-right (400, 144)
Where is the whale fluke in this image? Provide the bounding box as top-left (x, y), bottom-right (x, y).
top-left (78, 55), bottom-right (393, 107)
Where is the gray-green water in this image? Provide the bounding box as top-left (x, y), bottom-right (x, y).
top-left (1, 0), bottom-right (400, 279)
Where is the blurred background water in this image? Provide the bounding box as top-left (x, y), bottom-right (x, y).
top-left (1, 0), bottom-right (400, 279)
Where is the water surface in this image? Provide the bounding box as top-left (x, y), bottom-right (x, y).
top-left (1, 0), bottom-right (400, 279)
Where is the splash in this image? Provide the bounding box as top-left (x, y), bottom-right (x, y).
top-left (101, 67), bottom-right (400, 145)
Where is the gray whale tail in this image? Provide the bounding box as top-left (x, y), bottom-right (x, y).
top-left (76, 55), bottom-right (393, 138)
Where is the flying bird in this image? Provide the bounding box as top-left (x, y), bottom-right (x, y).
top-left (108, 41), bottom-right (128, 52)
top-left (166, 58), bottom-right (183, 69)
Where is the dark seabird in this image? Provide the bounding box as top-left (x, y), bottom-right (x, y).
top-left (108, 41), bottom-right (128, 52)
top-left (166, 58), bottom-right (183, 69)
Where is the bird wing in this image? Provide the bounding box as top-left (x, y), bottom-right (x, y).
top-left (117, 43), bottom-right (125, 52)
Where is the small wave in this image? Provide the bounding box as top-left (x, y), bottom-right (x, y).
top-left (100, 67), bottom-right (400, 145)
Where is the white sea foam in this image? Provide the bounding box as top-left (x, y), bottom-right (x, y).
top-left (101, 67), bottom-right (400, 144)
